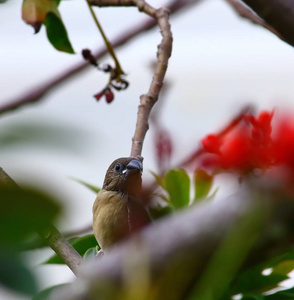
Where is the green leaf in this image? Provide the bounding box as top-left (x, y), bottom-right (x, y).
top-left (267, 252), bottom-right (294, 269)
top-left (193, 169), bottom-right (213, 202)
top-left (33, 284), bottom-right (68, 300)
top-left (83, 246), bottom-right (99, 260)
top-left (150, 171), bottom-right (165, 188)
top-left (69, 177), bottom-right (100, 194)
top-left (0, 120), bottom-right (89, 154)
top-left (147, 204), bottom-right (173, 221)
top-left (0, 184), bottom-right (60, 295)
top-left (190, 206), bottom-right (267, 299)
top-left (0, 186), bottom-right (61, 247)
top-left (149, 171), bottom-right (170, 203)
top-left (0, 250), bottom-right (37, 295)
top-left (44, 12), bottom-right (74, 53)
top-left (44, 234), bottom-right (99, 264)
top-left (164, 169), bottom-right (190, 209)
top-left (272, 259), bottom-right (294, 276)
top-left (22, 0), bottom-right (74, 53)
top-left (235, 272), bottom-right (288, 295)
top-left (266, 287), bottom-right (294, 300)
top-left (232, 263), bottom-right (289, 296)
top-left (241, 295), bottom-right (265, 300)
top-left (20, 235), bottom-right (48, 251)
top-left (232, 252), bottom-right (294, 297)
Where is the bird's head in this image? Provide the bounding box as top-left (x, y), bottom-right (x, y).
top-left (103, 157), bottom-right (143, 196)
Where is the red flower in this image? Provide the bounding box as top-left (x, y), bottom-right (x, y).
top-left (200, 110), bottom-right (275, 173)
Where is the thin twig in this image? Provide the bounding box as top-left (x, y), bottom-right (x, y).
top-left (0, 167), bottom-right (83, 276)
top-left (86, 0), bottom-right (125, 76)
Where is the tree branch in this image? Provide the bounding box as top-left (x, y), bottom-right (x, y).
top-left (0, 167), bottom-right (19, 188)
top-left (131, 4), bottom-right (172, 157)
top-left (0, 167), bottom-right (83, 276)
top-left (225, 0), bottom-right (284, 41)
top-left (38, 225), bottom-right (83, 276)
top-left (238, 0), bottom-right (294, 47)
top-left (0, 0), bottom-right (201, 116)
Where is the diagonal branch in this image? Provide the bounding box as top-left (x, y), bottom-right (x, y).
top-left (0, 0), bottom-right (201, 116)
top-left (225, 0), bottom-right (284, 41)
top-left (227, 0), bottom-right (294, 47)
top-left (38, 224), bottom-right (82, 276)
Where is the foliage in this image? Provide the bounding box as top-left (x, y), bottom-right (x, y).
top-left (0, 250), bottom-right (37, 295)
top-left (0, 120), bottom-right (89, 153)
top-left (151, 167), bottom-right (215, 214)
top-left (68, 177), bottom-right (100, 194)
top-left (193, 169), bottom-right (213, 202)
top-left (22, 0), bottom-right (74, 53)
top-left (0, 186), bottom-right (61, 247)
top-left (0, 185), bottom-right (61, 296)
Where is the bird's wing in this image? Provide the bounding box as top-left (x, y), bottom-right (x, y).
top-left (127, 197), bottom-right (151, 234)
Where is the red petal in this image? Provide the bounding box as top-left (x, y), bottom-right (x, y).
top-left (156, 130), bottom-right (173, 161)
top-left (257, 110), bottom-right (274, 135)
top-left (94, 90), bottom-right (105, 101)
top-left (243, 114), bottom-right (257, 126)
top-left (201, 134), bottom-right (222, 154)
top-left (105, 88), bottom-right (114, 103)
top-left (221, 130), bottom-right (252, 170)
top-left (274, 119), bottom-right (294, 166)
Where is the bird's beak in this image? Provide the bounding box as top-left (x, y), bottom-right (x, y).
top-left (126, 159), bottom-right (143, 173)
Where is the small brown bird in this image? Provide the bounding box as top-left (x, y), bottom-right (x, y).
top-left (93, 157), bottom-right (150, 250)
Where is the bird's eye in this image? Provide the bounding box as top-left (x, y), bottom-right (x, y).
top-left (114, 163), bottom-right (123, 173)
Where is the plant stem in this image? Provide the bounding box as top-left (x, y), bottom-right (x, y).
top-left (86, 0), bottom-right (124, 76)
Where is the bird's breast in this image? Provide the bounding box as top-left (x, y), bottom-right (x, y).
top-left (93, 190), bottom-right (129, 250)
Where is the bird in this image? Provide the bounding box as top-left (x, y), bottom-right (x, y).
top-left (92, 157), bottom-right (150, 251)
